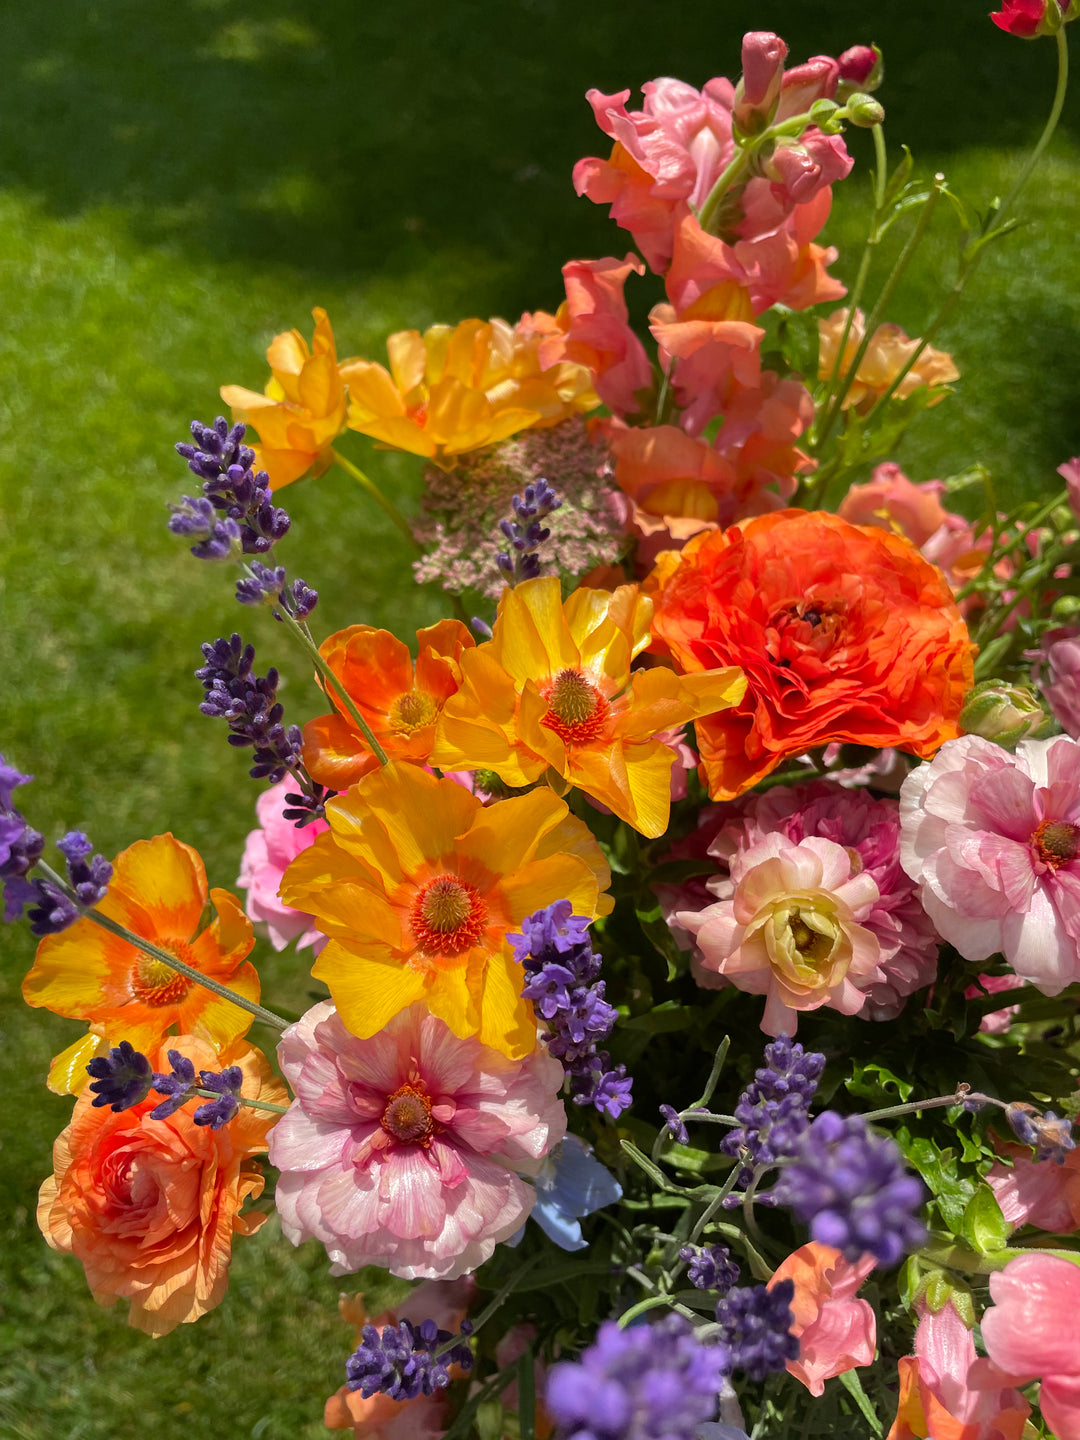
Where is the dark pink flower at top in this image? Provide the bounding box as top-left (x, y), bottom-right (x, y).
top-left (237, 779), bottom-right (329, 952)
top-left (980, 1254), bottom-right (1080, 1440)
top-left (900, 734), bottom-right (1080, 996)
top-left (838, 45), bottom-right (881, 91)
top-left (991, 0), bottom-right (1068, 38)
top-left (269, 1001), bottom-right (566, 1280)
top-left (538, 255), bottom-right (654, 418)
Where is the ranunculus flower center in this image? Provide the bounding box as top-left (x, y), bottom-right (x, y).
top-left (768, 600), bottom-right (845, 665)
top-left (380, 1082), bottom-right (435, 1146)
top-left (1032, 819), bottom-right (1080, 869)
top-left (541, 668), bottom-right (609, 744)
top-left (764, 901), bottom-right (843, 987)
top-left (132, 943), bottom-right (191, 1005)
top-left (410, 876), bottom-right (488, 957)
top-left (389, 689), bottom-right (438, 733)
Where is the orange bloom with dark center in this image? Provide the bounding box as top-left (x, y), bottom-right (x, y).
top-left (22, 834), bottom-right (260, 1094)
top-left (650, 510), bottom-right (975, 800)
top-left (37, 1034), bottom-right (285, 1336)
top-left (302, 620), bottom-right (475, 789)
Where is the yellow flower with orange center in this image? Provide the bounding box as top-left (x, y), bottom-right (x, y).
top-left (339, 315), bottom-right (598, 466)
top-left (818, 307), bottom-right (959, 414)
top-left (22, 834), bottom-right (260, 1094)
top-left (302, 619), bottom-right (475, 790)
top-left (280, 762), bottom-right (612, 1059)
top-left (221, 306), bottom-right (349, 488)
top-left (427, 577), bottom-right (746, 838)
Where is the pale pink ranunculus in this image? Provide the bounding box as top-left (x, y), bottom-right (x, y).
top-left (987, 1142), bottom-right (1080, 1233)
top-left (768, 1243), bottom-right (876, 1398)
top-left (1032, 625), bottom-right (1080, 738)
top-left (676, 833), bottom-right (884, 1035)
top-left (237, 779), bottom-right (329, 951)
top-left (981, 1254), bottom-right (1080, 1440)
top-left (269, 1002), bottom-right (566, 1281)
top-left (899, 734), bottom-right (1080, 996)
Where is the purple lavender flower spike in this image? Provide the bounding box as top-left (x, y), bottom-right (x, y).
top-left (1006, 1101), bottom-right (1076, 1163)
top-left (235, 562), bottom-right (318, 620)
top-left (777, 1111), bottom-right (926, 1266)
top-left (0, 756), bottom-right (33, 812)
top-left (56, 831), bottom-right (112, 908)
top-left (26, 882), bottom-right (81, 936)
top-left (496, 477), bottom-right (562, 586)
top-left (721, 1035), bottom-right (825, 1188)
top-left (192, 1064), bottom-right (244, 1129)
top-left (345, 1318), bottom-right (474, 1400)
top-left (660, 1105), bottom-right (690, 1146)
top-left (714, 1281), bottom-right (799, 1382)
top-left (150, 1050), bottom-right (198, 1119)
top-left (197, 634), bottom-right (304, 784)
top-left (86, 1041), bottom-right (154, 1112)
top-left (172, 417), bottom-right (290, 559)
top-left (0, 753), bottom-right (45, 922)
top-left (546, 1315), bottom-right (723, 1440)
top-left (680, 1243), bottom-right (740, 1295)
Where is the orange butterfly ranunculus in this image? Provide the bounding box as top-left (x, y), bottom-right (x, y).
top-left (649, 509), bottom-right (975, 801)
top-left (280, 761), bottom-right (612, 1059)
top-left (38, 1034), bottom-right (285, 1337)
top-left (22, 833), bottom-right (260, 1094)
top-left (427, 576), bottom-right (746, 839)
top-left (302, 619), bottom-right (475, 790)
top-left (221, 306), bottom-right (349, 489)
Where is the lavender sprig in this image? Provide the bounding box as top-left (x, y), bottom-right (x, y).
top-left (235, 562), bottom-right (318, 621)
top-left (345, 1319), bottom-right (474, 1400)
top-left (87, 1041), bottom-right (155, 1112)
top-left (171, 417), bottom-right (290, 558)
top-left (196, 634), bottom-right (304, 784)
top-left (714, 1281), bottom-right (799, 1382)
top-left (496, 478), bottom-right (561, 586)
top-left (721, 1035), bottom-right (825, 1189)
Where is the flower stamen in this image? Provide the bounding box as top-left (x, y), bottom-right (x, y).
top-left (541, 668), bottom-right (609, 745)
top-left (381, 1083), bottom-right (435, 1147)
top-left (1031, 819), bottom-right (1080, 869)
top-left (410, 876), bottom-right (488, 957)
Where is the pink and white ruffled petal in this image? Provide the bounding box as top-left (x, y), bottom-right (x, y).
top-left (379, 1147), bottom-right (449, 1239)
top-left (266, 1105), bottom-right (353, 1174)
top-left (999, 886), bottom-right (1080, 994)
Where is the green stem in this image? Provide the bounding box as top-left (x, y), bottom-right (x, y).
top-left (331, 449), bottom-right (420, 550)
top-left (861, 1089), bottom-right (1004, 1125)
top-left (276, 610), bottom-right (389, 765)
top-left (1001, 27), bottom-right (1070, 222)
top-left (692, 1034), bottom-right (731, 1109)
top-left (36, 862), bottom-right (291, 1031)
top-left (189, 1085), bottom-right (290, 1115)
top-left (435, 1255), bottom-right (540, 1359)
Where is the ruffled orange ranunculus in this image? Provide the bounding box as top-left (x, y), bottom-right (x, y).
top-left (280, 762), bottom-right (612, 1058)
top-left (649, 510), bottom-right (975, 801)
top-left (428, 576), bottom-right (746, 839)
top-left (303, 619), bottom-right (475, 789)
top-left (818, 307), bottom-right (959, 413)
top-left (23, 834), bottom-right (260, 1094)
top-left (221, 306), bottom-right (348, 488)
top-left (38, 1034), bottom-right (285, 1337)
top-left (340, 316), bottom-right (597, 466)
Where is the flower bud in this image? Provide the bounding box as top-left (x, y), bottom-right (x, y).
top-left (734, 31), bottom-right (788, 133)
top-left (1058, 456), bottom-right (1080, 522)
top-left (775, 56), bottom-right (839, 121)
top-left (990, 0), bottom-right (1069, 37)
top-left (838, 44), bottom-right (883, 94)
top-left (845, 93), bottom-right (885, 128)
top-left (959, 680), bottom-right (1049, 747)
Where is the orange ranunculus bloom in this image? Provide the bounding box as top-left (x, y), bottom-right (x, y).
top-left (221, 306), bottom-right (348, 489)
top-left (38, 1034), bottom-right (285, 1337)
top-left (302, 619), bottom-right (475, 790)
top-left (649, 510), bottom-right (975, 801)
top-left (427, 576), bottom-right (746, 839)
top-left (280, 761), bottom-right (612, 1058)
top-left (818, 307), bottom-right (959, 413)
top-left (23, 834), bottom-right (260, 1095)
top-left (339, 316), bottom-right (597, 466)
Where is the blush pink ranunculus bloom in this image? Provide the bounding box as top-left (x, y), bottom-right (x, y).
top-left (768, 1243), bottom-right (876, 1397)
top-left (887, 1298), bottom-right (1030, 1440)
top-left (981, 1254), bottom-right (1080, 1440)
top-left (268, 1001), bottom-right (566, 1281)
top-left (899, 734), bottom-right (1080, 996)
top-left (237, 779), bottom-right (328, 952)
top-left (676, 833), bottom-right (884, 1035)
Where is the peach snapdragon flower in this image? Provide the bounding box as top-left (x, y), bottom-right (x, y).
top-left (340, 316), bottom-right (597, 465)
top-left (221, 307), bottom-right (349, 488)
top-left (428, 576), bottom-right (746, 838)
top-left (768, 1243), bottom-right (876, 1397)
top-left (819, 307), bottom-right (959, 412)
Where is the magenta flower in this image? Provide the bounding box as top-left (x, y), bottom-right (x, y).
top-left (236, 779), bottom-right (328, 952)
top-left (1032, 625), bottom-right (1080, 738)
top-left (900, 734), bottom-right (1080, 995)
top-left (268, 1002), bottom-right (566, 1280)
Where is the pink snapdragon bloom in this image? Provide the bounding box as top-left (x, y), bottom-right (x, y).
top-left (768, 1243), bottom-right (876, 1397)
top-left (572, 79), bottom-right (736, 272)
top-left (674, 782), bottom-right (938, 1020)
top-left (734, 32), bottom-right (788, 131)
top-left (676, 833), bottom-right (884, 1035)
top-left (1061, 457), bottom-right (1080, 521)
top-left (269, 1001), bottom-right (566, 1280)
top-left (981, 1254), bottom-right (1080, 1440)
top-left (537, 256), bottom-right (654, 418)
top-left (237, 779), bottom-right (328, 951)
top-left (987, 1141), bottom-right (1080, 1232)
top-left (899, 734), bottom-right (1080, 995)
top-left (839, 464), bottom-right (972, 551)
top-left (887, 1298), bottom-right (1030, 1440)
top-left (762, 130), bottom-right (853, 210)
top-left (1032, 625), bottom-right (1080, 737)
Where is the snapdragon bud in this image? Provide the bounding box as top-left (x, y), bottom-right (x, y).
top-left (845, 93), bottom-right (886, 128)
top-left (959, 680), bottom-right (1049, 747)
top-left (733, 31), bottom-right (787, 134)
top-left (838, 44), bottom-right (883, 94)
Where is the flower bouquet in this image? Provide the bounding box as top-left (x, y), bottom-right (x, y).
top-left (8, 4), bottom-right (1080, 1437)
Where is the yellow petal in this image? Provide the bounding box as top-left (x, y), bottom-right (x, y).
top-left (454, 785), bottom-right (571, 881)
top-left (109, 834), bottom-right (207, 942)
top-left (47, 1030), bottom-right (109, 1096)
top-left (476, 946), bottom-right (537, 1059)
top-left (490, 578), bottom-right (578, 686)
top-left (329, 763), bottom-right (479, 884)
top-left (312, 942), bottom-right (428, 1038)
top-left (500, 853), bottom-right (600, 925)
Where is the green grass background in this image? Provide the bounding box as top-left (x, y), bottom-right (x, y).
top-left (1, 2), bottom-right (1079, 1436)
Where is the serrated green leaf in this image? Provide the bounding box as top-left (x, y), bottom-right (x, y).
top-left (845, 1061), bottom-right (914, 1104)
top-left (621, 1001), bottom-right (697, 1034)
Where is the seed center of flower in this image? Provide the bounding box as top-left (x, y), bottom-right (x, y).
top-left (389, 689), bottom-right (437, 733)
top-left (1031, 819), bottom-right (1080, 868)
top-left (381, 1083), bottom-right (435, 1146)
top-left (541, 668), bottom-right (609, 745)
top-left (410, 876), bottom-right (488, 957)
top-left (131, 942), bottom-right (191, 1005)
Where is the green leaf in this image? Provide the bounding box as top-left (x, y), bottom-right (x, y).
top-left (634, 898), bottom-right (690, 983)
top-left (838, 1369), bottom-right (884, 1436)
top-left (882, 144), bottom-right (915, 208)
top-left (899, 1134), bottom-right (976, 1233)
top-left (962, 1185), bottom-right (1011, 1255)
top-left (621, 1002), bottom-right (697, 1034)
top-left (845, 1061), bottom-right (914, 1105)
